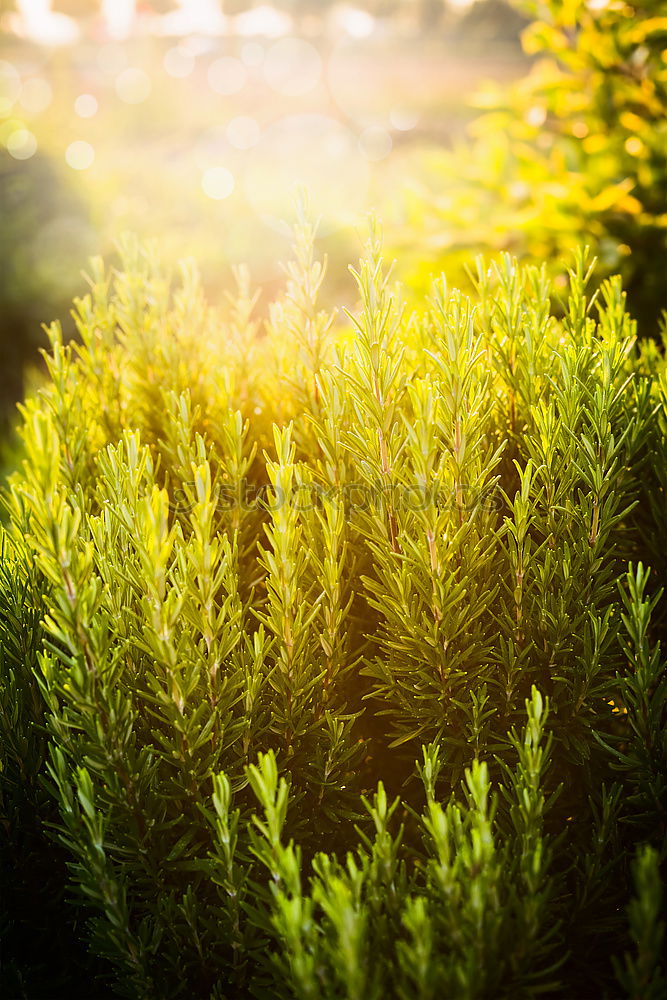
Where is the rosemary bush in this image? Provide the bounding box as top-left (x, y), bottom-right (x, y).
top-left (1, 230), bottom-right (666, 998)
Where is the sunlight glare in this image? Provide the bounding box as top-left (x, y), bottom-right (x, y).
top-left (264, 39), bottom-right (322, 97)
top-left (244, 114), bottom-right (369, 234)
top-left (10, 0), bottom-right (79, 46)
top-left (330, 6), bottom-right (376, 40)
top-left (101, 0), bottom-right (136, 42)
top-left (159, 0), bottom-right (227, 38)
top-left (234, 5), bottom-right (292, 39)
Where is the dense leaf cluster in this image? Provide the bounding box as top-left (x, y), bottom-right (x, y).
top-left (0, 231), bottom-right (666, 998)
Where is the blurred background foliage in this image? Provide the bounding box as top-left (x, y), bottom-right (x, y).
top-left (0, 0), bottom-right (665, 430)
top-left (399, 0), bottom-right (667, 330)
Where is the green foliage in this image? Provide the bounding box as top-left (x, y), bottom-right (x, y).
top-left (615, 844), bottom-right (666, 1000)
top-left (1, 232), bottom-right (666, 997)
top-left (402, 0), bottom-right (667, 330)
top-left (246, 689), bottom-right (558, 1000)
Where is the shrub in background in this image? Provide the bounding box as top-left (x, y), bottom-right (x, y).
top-left (400, 0), bottom-right (667, 332)
top-left (0, 149), bottom-right (95, 426)
top-left (0, 229), bottom-right (666, 998)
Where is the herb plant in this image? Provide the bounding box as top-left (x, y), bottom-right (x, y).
top-left (1, 230), bottom-right (665, 998)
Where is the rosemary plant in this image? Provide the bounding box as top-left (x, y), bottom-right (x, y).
top-left (0, 232), bottom-right (665, 998)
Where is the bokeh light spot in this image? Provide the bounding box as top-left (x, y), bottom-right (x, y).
top-left (202, 166), bottom-right (235, 200)
top-left (66, 140), bottom-right (95, 170)
top-left (525, 105), bottom-right (547, 127)
top-left (6, 128), bottom-right (37, 160)
top-left (334, 8), bottom-right (375, 39)
top-left (208, 57), bottom-right (247, 97)
top-left (115, 68), bottom-right (152, 105)
top-left (390, 108), bottom-right (419, 132)
top-left (263, 39), bottom-right (322, 97)
top-left (74, 93), bottom-right (98, 118)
